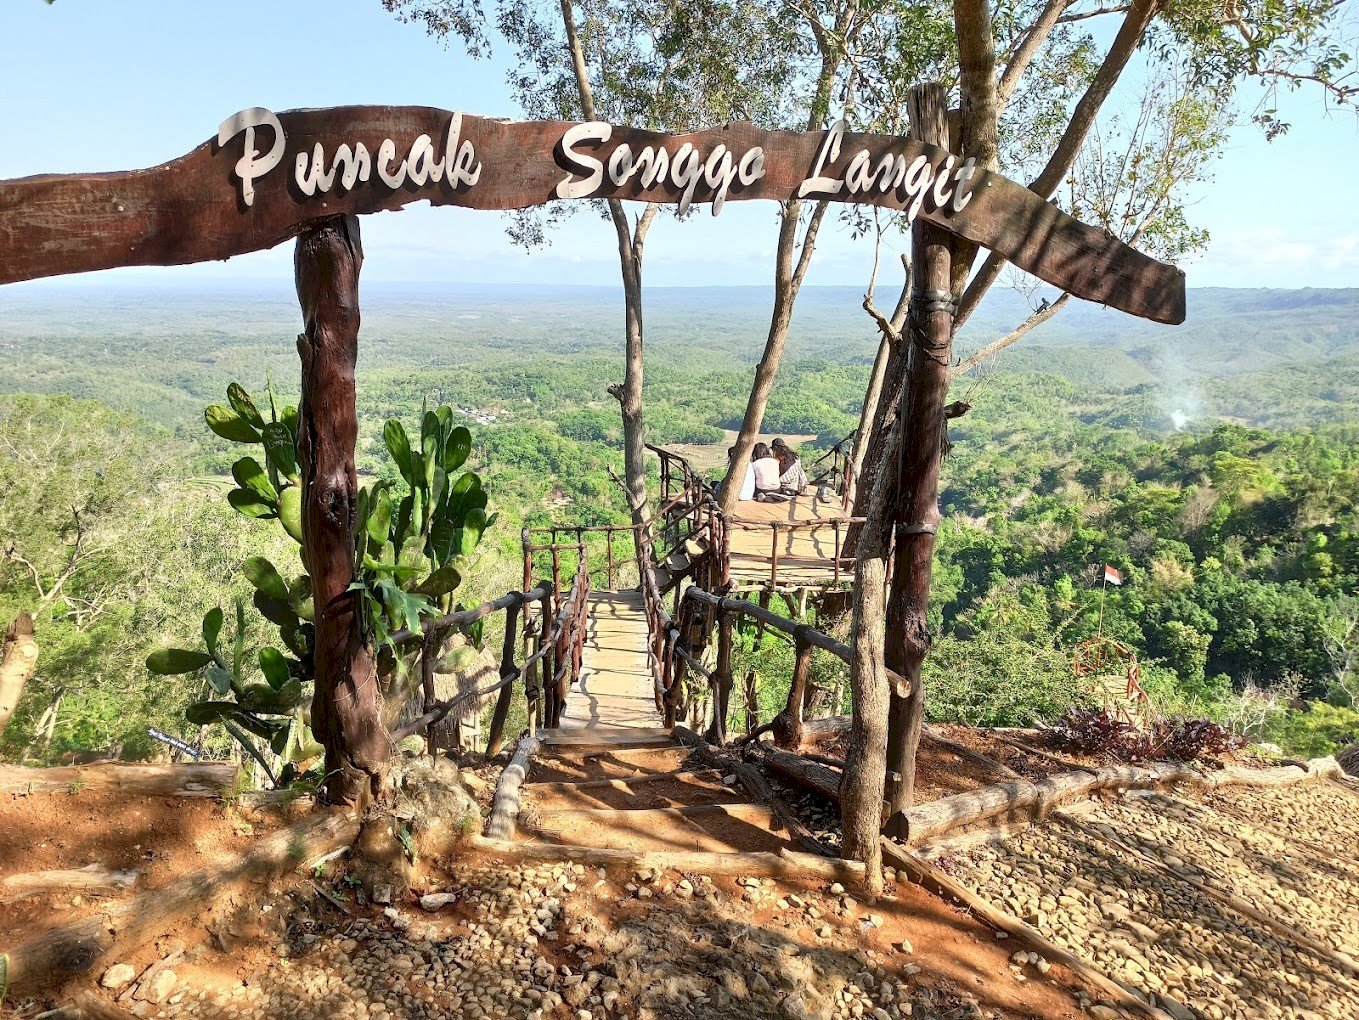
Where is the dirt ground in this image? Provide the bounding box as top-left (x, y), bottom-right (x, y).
top-left (0, 785), bottom-right (292, 951)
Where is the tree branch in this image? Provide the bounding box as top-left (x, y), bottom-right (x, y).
top-left (956, 0), bottom-right (1162, 327)
top-left (998, 0), bottom-right (1073, 111)
top-left (951, 292), bottom-right (1072, 378)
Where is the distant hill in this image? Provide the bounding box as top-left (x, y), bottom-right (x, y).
top-left (1, 282), bottom-right (1355, 427)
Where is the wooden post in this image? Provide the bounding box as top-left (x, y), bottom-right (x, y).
top-left (705, 609), bottom-right (734, 744)
top-left (485, 600), bottom-right (522, 757)
top-left (773, 635), bottom-right (813, 749)
top-left (294, 214), bottom-right (388, 807)
top-left (606, 529), bottom-right (615, 590)
top-left (521, 526), bottom-right (532, 593)
top-left (884, 85), bottom-right (955, 833)
top-left (770, 523), bottom-right (780, 586)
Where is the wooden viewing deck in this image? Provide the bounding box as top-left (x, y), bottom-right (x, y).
top-left (727, 495), bottom-right (854, 589)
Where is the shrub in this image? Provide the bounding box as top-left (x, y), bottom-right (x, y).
top-left (1054, 708), bottom-right (1243, 762)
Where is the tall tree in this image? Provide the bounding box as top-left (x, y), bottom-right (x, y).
top-left (386, 0), bottom-right (797, 523)
top-left (839, 0), bottom-right (1355, 869)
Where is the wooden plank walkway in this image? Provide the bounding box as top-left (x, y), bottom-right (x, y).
top-left (553, 590), bottom-right (662, 734)
top-left (527, 589), bottom-right (792, 855)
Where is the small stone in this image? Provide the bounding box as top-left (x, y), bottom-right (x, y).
top-left (896, 939), bottom-right (913, 955)
top-left (102, 964), bottom-right (137, 989)
top-left (830, 883), bottom-right (846, 896)
top-left (140, 969), bottom-right (178, 1004)
top-left (419, 893), bottom-right (457, 911)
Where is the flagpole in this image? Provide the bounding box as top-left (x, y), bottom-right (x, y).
top-left (1097, 571), bottom-right (1107, 638)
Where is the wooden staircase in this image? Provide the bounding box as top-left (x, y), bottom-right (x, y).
top-left (521, 588), bottom-right (790, 855)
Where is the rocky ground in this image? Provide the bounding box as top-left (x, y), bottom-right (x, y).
top-left (940, 779), bottom-right (1359, 1020)
top-left (67, 852), bottom-right (1093, 1020)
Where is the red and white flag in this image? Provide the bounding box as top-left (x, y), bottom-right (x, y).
top-left (1103, 565), bottom-right (1123, 587)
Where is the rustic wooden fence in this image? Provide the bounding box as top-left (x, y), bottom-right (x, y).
top-left (389, 548), bottom-right (591, 754)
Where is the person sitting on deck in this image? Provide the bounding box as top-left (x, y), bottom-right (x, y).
top-left (772, 438), bottom-right (809, 495)
top-left (729, 446), bottom-right (756, 501)
top-left (751, 442), bottom-right (787, 502)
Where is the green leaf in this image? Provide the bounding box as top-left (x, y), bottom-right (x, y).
top-left (243, 556), bottom-right (289, 601)
top-left (445, 471), bottom-right (483, 523)
top-left (205, 664), bottom-right (234, 696)
top-left (369, 488), bottom-right (393, 544)
top-left (460, 507), bottom-right (488, 555)
top-left (444, 425), bottom-right (471, 472)
top-left (221, 718), bottom-right (278, 787)
top-left (415, 565), bottom-right (462, 598)
top-left (202, 607), bottom-right (224, 656)
top-left (393, 494), bottom-right (414, 546)
top-left (430, 516), bottom-right (456, 565)
top-left (261, 423), bottom-right (299, 483)
top-left (146, 648), bottom-right (212, 675)
top-left (421, 409), bottom-right (440, 462)
top-left (206, 404), bottom-right (262, 444)
top-left (186, 700), bottom-right (239, 726)
top-left (253, 591), bottom-right (297, 628)
top-left (233, 599), bottom-right (247, 684)
top-left (227, 383), bottom-right (265, 428)
top-left (277, 486), bottom-right (304, 544)
top-left (259, 647), bottom-right (292, 690)
top-left (384, 419), bottom-right (413, 483)
top-left (227, 488), bottom-right (276, 519)
top-left (280, 405), bottom-right (299, 442)
top-left (232, 457), bottom-right (278, 503)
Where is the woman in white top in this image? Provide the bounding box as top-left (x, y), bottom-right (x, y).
top-left (751, 442), bottom-right (783, 496)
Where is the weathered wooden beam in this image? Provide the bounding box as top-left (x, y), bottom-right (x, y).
top-left (0, 107), bottom-right (1184, 323)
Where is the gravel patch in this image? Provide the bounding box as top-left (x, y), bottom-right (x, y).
top-left (946, 819), bottom-right (1359, 1020)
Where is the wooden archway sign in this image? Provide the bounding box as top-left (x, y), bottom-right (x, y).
top-left (0, 105), bottom-right (1185, 805)
top-left (0, 105), bottom-right (1184, 324)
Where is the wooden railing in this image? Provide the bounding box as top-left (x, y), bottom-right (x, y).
top-left (392, 545), bottom-right (591, 754)
top-left (805, 429), bottom-right (856, 508)
top-left (643, 586), bottom-right (910, 747)
top-left (522, 523), bottom-right (640, 594)
top-left (726, 516), bottom-right (863, 589)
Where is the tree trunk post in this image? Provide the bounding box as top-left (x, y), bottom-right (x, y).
top-left (773, 634), bottom-right (813, 749)
top-left (294, 214), bottom-right (388, 808)
top-left (0, 613), bottom-right (38, 740)
top-left (883, 85), bottom-right (955, 833)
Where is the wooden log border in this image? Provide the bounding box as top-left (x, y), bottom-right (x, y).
top-left (0, 761), bottom-right (240, 798)
top-left (902, 756), bottom-right (1343, 846)
top-left (484, 735), bottom-right (541, 841)
top-left (0, 106), bottom-right (1184, 324)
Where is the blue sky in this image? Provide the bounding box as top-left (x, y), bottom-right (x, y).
top-left (1, 0), bottom-right (1356, 290)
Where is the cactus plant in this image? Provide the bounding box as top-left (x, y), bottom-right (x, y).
top-left (147, 383), bottom-right (494, 788)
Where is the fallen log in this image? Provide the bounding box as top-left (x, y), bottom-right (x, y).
top-left (881, 840), bottom-right (1173, 1020)
top-left (1, 864), bottom-right (139, 905)
top-left (2, 809), bottom-right (358, 994)
top-left (472, 836), bottom-right (866, 883)
top-left (901, 757), bottom-right (1341, 846)
top-left (484, 736), bottom-right (539, 840)
top-left (0, 762), bottom-right (239, 799)
top-left (758, 746), bottom-right (843, 804)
